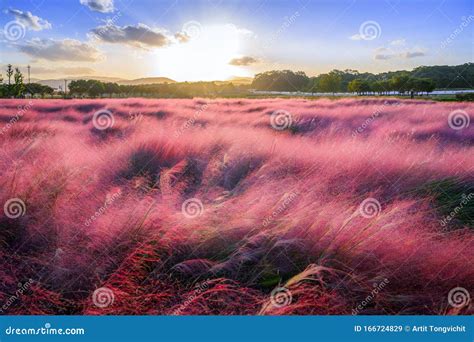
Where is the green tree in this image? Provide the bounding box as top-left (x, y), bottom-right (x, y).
top-left (319, 72), bottom-right (342, 93)
top-left (5, 64), bottom-right (14, 97)
top-left (390, 74), bottom-right (410, 94)
top-left (13, 68), bottom-right (25, 98)
top-left (26, 83), bottom-right (54, 97)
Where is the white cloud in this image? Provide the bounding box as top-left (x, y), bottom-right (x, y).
top-left (6, 8), bottom-right (51, 31)
top-left (90, 23), bottom-right (171, 48)
top-left (349, 34), bottom-right (363, 41)
top-left (374, 53), bottom-right (394, 60)
top-left (18, 38), bottom-right (103, 62)
top-left (390, 38), bottom-right (406, 46)
top-left (400, 50), bottom-right (426, 58)
top-left (80, 0), bottom-right (114, 13)
top-left (373, 40), bottom-right (426, 61)
top-left (229, 56), bottom-right (259, 66)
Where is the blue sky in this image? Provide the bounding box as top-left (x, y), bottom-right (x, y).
top-left (1, 0), bottom-right (473, 81)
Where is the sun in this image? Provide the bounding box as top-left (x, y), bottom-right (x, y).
top-left (156, 24), bottom-right (248, 82)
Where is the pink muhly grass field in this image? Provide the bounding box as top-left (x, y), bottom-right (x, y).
top-left (0, 97), bottom-right (473, 315)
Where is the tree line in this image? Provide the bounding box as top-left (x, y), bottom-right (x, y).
top-left (1, 62), bottom-right (472, 98)
top-left (0, 64), bottom-right (54, 98)
top-left (67, 79), bottom-right (248, 98)
top-left (252, 63), bottom-right (474, 94)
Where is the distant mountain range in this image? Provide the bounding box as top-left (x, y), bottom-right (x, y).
top-left (33, 76), bottom-right (253, 90)
top-left (32, 76), bottom-right (176, 90)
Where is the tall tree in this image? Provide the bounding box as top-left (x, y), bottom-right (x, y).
top-left (13, 68), bottom-right (25, 98)
top-left (319, 72), bottom-right (342, 93)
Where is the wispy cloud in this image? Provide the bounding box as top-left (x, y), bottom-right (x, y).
top-left (349, 34), bottom-right (363, 41)
top-left (229, 56), bottom-right (259, 66)
top-left (90, 23), bottom-right (172, 48)
top-left (18, 38), bottom-right (103, 62)
top-left (373, 40), bottom-right (426, 61)
top-left (400, 51), bottom-right (426, 58)
top-left (80, 0), bottom-right (114, 13)
top-left (28, 66), bottom-right (96, 75)
top-left (6, 8), bottom-right (51, 31)
top-left (390, 38), bottom-right (406, 46)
